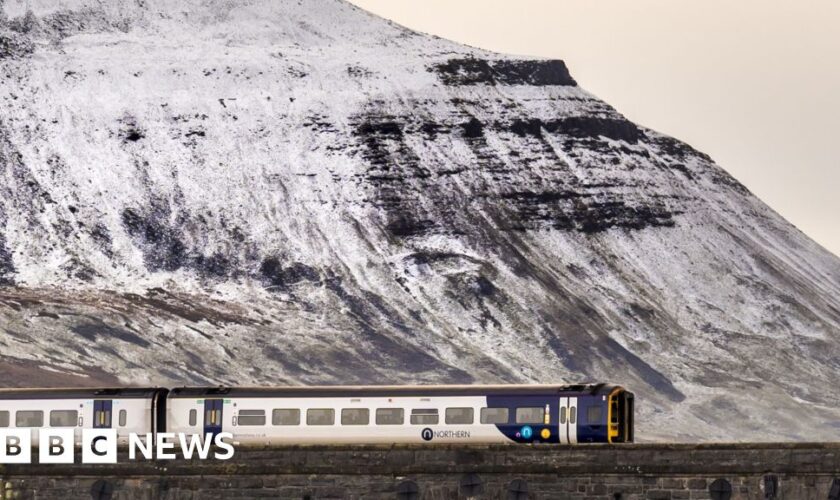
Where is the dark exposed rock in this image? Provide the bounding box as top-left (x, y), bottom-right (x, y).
top-left (124, 129), bottom-right (144, 142)
top-left (0, 30), bottom-right (34, 59)
top-left (432, 58), bottom-right (495, 85)
top-left (7, 10), bottom-right (38, 34)
top-left (259, 258), bottom-right (319, 289)
top-left (121, 205), bottom-right (188, 272)
top-left (193, 252), bottom-right (233, 278)
top-left (353, 113), bottom-right (438, 237)
top-left (121, 205), bottom-right (245, 279)
top-left (36, 7), bottom-right (133, 39)
top-left (492, 59), bottom-right (577, 86)
top-left (461, 117), bottom-right (484, 138)
top-left (419, 121), bottom-right (446, 138)
top-left (0, 230), bottom-right (14, 285)
top-left (548, 116), bottom-right (643, 143)
top-left (499, 190), bottom-right (676, 233)
top-left (346, 64), bottom-right (373, 78)
top-left (356, 120), bottom-right (403, 137)
top-left (508, 119), bottom-right (544, 138)
top-left (432, 58), bottom-right (577, 86)
top-left (649, 134), bottom-right (712, 162)
top-left (350, 106), bottom-right (674, 237)
top-left (506, 117), bottom-right (643, 143)
top-left (386, 217), bottom-right (437, 238)
top-left (88, 223), bottom-right (113, 256)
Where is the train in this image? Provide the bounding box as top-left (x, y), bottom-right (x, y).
top-left (0, 384), bottom-right (634, 446)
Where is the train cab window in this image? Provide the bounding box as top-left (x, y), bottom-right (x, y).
top-left (0, 411), bottom-right (9, 427)
top-left (610, 397), bottom-right (619, 424)
top-left (189, 409), bottom-right (197, 426)
top-left (480, 407), bottom-right (509, 424)
top-left (410, 409), bottom-right (439, 425)
top-left (375, 408), bottom-right (404, 425)
top-left (445, 407), bottom-right (474, 425)
top-left (587, 406), bottom-right (602, 424)
top-left (341, 408), bottom-right (370, 426)
top-left (50, 410), bottom-right (78, 427)
top-left (307, 409), bottom-right (335, 426)
top-left (118, 410), bottom-right (127, 427)
top-left (238, 410), bottom-right (266, 426)
top-left (16, 410), bottom-right (44, 427)
top-left (272, 409), bottom-right (301, 426)
top-left (515, 407), bottom-right (544, 424)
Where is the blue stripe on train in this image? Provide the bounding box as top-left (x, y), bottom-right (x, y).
top-left (486, 394), bottom-right (610, 443)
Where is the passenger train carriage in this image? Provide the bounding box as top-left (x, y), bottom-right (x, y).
top-left (0, 384), bottom-right (634, 445)
top-left (0, 388), bottom-right (166, 445)
top-left (170, 384), bottom-right (633, 445)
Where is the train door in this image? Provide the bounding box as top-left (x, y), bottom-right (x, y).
top-left (558, 397), bottom-right (578, 444)
top-left (93, 400), bottom-right (113, 428)
top-left (203, 399), bottom-right (223, 439)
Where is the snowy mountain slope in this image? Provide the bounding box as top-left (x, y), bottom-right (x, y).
top-left (1, 0), bottom-right (839, 441)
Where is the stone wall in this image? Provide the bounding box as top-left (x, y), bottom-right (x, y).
top-left (1, 443), bottom-right (839, 499)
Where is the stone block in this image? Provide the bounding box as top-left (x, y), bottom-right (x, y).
top-left (661, 478), bottom-right (684, 489)
top-left (687, 478), bottom-right (706, 490)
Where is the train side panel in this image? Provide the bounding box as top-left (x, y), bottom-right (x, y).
top-left (166, 388), bottom-right (626, 445)
top-left (0, 390), bottom-right (158, 445)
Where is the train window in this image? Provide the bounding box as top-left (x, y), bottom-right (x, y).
top-left (50, 410), bottom-right (78, 427)
top-left (95, 407), bottom-right (112, 428)
top-left (569, 407), bottom-right (577, 424)
top-left (375, 408), bottom-right (404, 425)
top-left (587, 406), bottom-right (602, 424)
top-left (480, 408), bottom-right (509, 424)
top-left (0, 411), bottom-right (9, 427)
top-left (515, 407), bottom-right (544, 424)
top-left (189, 409), bottom-right (197, 426)
top-left (307, 409), bottom-right (335, 426)
top-left (205, 407), bottom-right (219, 426)
top-left (272, 409), bottom-right (300, 426)
top-left (560, 407), bottom-right (567, 424)
top-left (410, 409), bottom-right (439, 425)
top-left (118, 410), bottom-right (127, 427)
top-left (341, 408), bottom-right (370, 426)
top-left (238, 410), bottom-right (266, 426)
top-left (445, 407), bottom-right (474, 425)
top-left (16, 410), bottom-right (44, 427)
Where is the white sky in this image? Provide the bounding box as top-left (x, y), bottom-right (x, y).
top-left (349, 0), bottom-right (840, 257)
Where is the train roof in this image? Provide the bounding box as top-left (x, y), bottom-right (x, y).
top-left (168, 384), bottom-right (625, 398)
top-left (0, 387), bottom-right (163, 400)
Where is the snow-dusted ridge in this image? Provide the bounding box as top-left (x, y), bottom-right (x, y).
top-left (1, 0), bottom-right (839, 441)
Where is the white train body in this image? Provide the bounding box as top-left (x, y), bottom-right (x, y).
top-left (0, 385), bottom-right (635, 448)
top-left (167, 393), bottom-right (504, 445)
top-left (166, 385), bottom-right (634, 446)
top-left (0, 389), bottom-right (160, 445)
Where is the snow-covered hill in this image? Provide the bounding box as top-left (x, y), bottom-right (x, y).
top-left (1, 0), bottom-right (839, 441)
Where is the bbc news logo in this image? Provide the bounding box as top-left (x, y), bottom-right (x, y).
top-left (0, 430), bottom-right (235, 463)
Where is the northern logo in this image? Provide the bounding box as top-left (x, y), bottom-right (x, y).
top-left (421, 428), bottom-right (434, 441)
